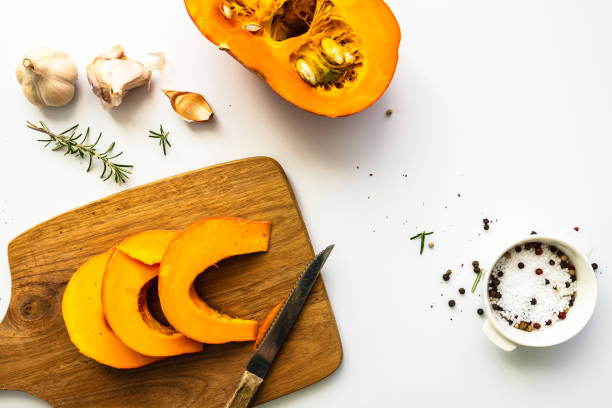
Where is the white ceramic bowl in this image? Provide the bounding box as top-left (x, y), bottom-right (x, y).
top-left (482, 229), bottom-right (597, 351)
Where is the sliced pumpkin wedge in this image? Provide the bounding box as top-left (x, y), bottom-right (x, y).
top-left (103, 248), bottom-right (203, 357)
top-left (62, 251), bottom-right (161, 368)
top-left (254, 296), bottom-right (287, 350)
top-left (159, 217), bottom-right (271, 344)
top-left (116, 229), bottom-right (179, 265)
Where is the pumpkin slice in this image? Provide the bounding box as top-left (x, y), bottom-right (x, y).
top-left (103, 248), bottom-right (204, 357)
top-left (184, 0), bottom-right (401, 117)
top-left (159, 217), bottom-right (271, 344)
top-left (254, 296), bottom-right (287, 350)
top-left (117, 229), bottom-right (179, 265)
top-left (61, 251), bottom-right (161, 368)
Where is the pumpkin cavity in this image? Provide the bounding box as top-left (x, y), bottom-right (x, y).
top-left (140, 277), bottom-right (175, 334)
top-left (219, 0), bottom-right (362, 90)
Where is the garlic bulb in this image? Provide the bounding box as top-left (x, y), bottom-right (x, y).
top-left (162, 90), bottom-right (214, 122)
top-left (87, 45), bottom-right (165, 108)
top-left (16, 47), bottom-right (78, 107)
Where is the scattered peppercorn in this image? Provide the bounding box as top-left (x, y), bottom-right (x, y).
top-left (558, 312), bottom-right (567, 320)
top-left (574, 227), bottom-right (579, 231)
top-left (458, 288), bottom-right (465, 295)
top-left (448, 300), bottom-right (456, 307)
top-left (535, 268), bottom-right (543, 275)
top-left (546, 320), bottom-right (552, 326)
top-left (565, 282), bottom-right (571, 288)
top-left (477, 308), bottom-right (484, 315)
top-left (385, 109), bottom-right (393, 117)
top-left (518, 262), bottom-right (525, 269)
top-left (533, 322), bottom-right (541, 329)
top-left (442, 274), bottom-right (450, 281)
top-left (428, 242), bottom-right (434, 249)
top-left (549, 260), bottom-right (555, 265)
top-left (560, 260), bottom-right (569, 269)
top-left (592, 263), bottom-right (598, 270)
top-left (530, 231), bottom-right (537, 235)
top-left (497, 271), bottom-right (504, 277)
top-left (483, 218), bottom-right (490, 230)
top-left (515, 246), bottom-right (522, 253)
top-left (545, 279), bottom-right (550, 285)
top-left (535, 248), bottom-right (543, 255)
top-left (472, 261), bottom-right (479, 268)
top-left (530, 298), bottom-right (537, 305)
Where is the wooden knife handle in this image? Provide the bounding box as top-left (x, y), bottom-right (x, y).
top-left (224, 371), bottom-right (264, 408)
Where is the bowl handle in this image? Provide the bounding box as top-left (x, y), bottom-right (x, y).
top-left (482, 318), bottom-right (517, 351)
top-left (556, 228), bottom-right (593, 257)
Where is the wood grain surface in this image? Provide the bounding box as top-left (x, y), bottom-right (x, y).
top-left (0, 156), bottom-right (342, 407)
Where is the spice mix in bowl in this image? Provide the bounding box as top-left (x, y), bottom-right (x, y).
top-left (481, 229), bottom-right (597, 351)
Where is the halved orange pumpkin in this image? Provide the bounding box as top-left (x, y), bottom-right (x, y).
top-left (184, 0), bottom-right (401, 117)
top-left (159, 217), bottom-right (271, 344)
top-left (103, 248), bottom-right (203, 357)
top-left (61, 251), bottom-right (161, 368)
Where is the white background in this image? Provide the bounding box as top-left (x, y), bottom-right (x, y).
top-left (1, 0), bottom-right (611, 407)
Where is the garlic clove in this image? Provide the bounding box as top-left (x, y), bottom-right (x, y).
top-left (87, 45), bottom-right (165, 108)
top-left (16, 47), bottom-right (78, 107)
top-left (162, 90), bottom-right (214, 122)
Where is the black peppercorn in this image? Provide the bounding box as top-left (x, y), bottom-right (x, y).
top-left (592, 263), bottom-right (598, 270)
top-left (477, 308), bottom-right (484, 315)
top-left (515, 246), bottom-right (522, 253)
top-left (458, 288), bottom-right (465, 295)
top-left (443, 274), bottom-right (450, 281)
top-left (530, 298), bottom-right (537, 305)
top-left (549, 260), bottom-right (555, 265)
top-left (518, 262), bottom-right (525, 269)
top-left (448, 300), bottom-right (456, 307)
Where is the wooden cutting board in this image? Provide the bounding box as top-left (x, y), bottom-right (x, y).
top-left (0, 156), bottom-right (342, 407)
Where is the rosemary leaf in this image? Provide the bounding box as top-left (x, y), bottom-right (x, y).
top-left (149, 124), bottom-right (171, 156)
top-left (26, 121), bottom-right (133, 185)
top-left (410, 230), bottom-right (434, 255)
top-left (471, 268), bottom-right (483, 293)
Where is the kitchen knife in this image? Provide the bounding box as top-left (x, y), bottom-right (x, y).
top-left (224, 245), bottom-right (335, 408)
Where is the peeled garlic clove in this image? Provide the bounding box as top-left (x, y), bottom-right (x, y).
top-left (16, 47), bottom-right (78, 107)
top-left (162, 90), bottom-right (214, 122)
top-left (87, 45), bottom-right (165, 108)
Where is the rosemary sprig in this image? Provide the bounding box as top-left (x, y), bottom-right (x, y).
top-left (149, 125), bottom-right (171, 156)
top-left (471, 268), bottom-right (483, 293)
top-left (26, 121), bottom-right (133, 184)
top-left (410, 230), bottom-right (434, 255)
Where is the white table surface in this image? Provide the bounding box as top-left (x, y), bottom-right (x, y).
top-left (2, 1), bottom-right (612, 407)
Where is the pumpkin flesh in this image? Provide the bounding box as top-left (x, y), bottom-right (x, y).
top-left (184, 0), bottom-right (401, 117)
top-left (103, 248), bottom-right (203, 357)
top-left (116, 229), bottom-right (179, 265)
top-left (159, 217), bottom-right (271, 344)
top-left (254, 296), bottom-right (286, 350)
top-left (61, 251), bottom-right (160, 368)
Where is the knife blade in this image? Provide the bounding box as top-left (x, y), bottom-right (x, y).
top-left (224, 245), bottom-right (334, 408)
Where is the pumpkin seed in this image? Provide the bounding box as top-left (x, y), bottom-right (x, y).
top-left (344, 51), bottom-right (355, 64)
top-left (221, 3), bottom-right (232, 19)
top-left (295, 59), bottom-right (318, 86)
top-left (242, 23), bottom-right (261, 32)
top-left (321, 38), bottom-right (344, 65)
